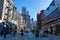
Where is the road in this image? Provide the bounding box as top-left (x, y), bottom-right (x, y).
top-left (0, 32), bottom-right (60, 40)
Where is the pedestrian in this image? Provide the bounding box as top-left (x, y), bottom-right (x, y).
top-left (44, 30), bottom-right (48, 37)
top-left (2, 22), bottom-right (7, 38)
top-left (1, 31), bottom-right (3, 35)
top-left (12, 28), bottom-right (15, 36)
top-left (13, 28), bottom-right (16, 36)
top-left (3, 27), bottom-right (6, 38)
top-left (35, 29), bottom-right (39, 37)
top-left (20, 29), bottom-right (24, 36)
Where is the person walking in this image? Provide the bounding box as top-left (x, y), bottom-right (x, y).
top-left (2, 22), bottom-right (7, 38)
top-left (3, 27), bottom-right (7, 38)
top-left (35, 29), bottom-right (39, 37)
top-left (44, 30), bottom-right (48, 37)
top-left (20, 29), bottom-right (24, 36)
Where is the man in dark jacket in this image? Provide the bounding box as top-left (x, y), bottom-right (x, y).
top-left (20, 29), bottom-right (24, 36)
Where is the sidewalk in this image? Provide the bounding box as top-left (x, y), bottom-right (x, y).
top-left (48, 34), bottom-right (60, 40)
top-left (0, 33), bottom-right (60, 40)
top-left (0, 33), bottom-right (18, 40)
top-left (0, 36), bottom-right (3, 40)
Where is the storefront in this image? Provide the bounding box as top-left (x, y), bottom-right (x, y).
top-left (12, 23), bottom-right (17, 33)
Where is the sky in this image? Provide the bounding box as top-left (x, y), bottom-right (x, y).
top-left (14, 0), bottom-right (52, 20)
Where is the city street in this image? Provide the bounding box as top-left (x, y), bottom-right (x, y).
top-left (0, 32), bottom-right (60, 40)
top-left (0, 0), bottom-right (60, 40)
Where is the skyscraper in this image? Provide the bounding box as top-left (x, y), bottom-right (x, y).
top-left (21, 7), bottom-right (31, 28)
top-left (21, 7), bottom-right (30, 22)
top-left (22, 7), bottom-right (26, 14)
top-left (31, 18), bottom-right (34, 24)
top-left (37, 13), bottom-right (41, 29)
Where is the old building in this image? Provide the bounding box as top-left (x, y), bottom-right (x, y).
top-left (44, 0), bottom-right (60, 35)
top-left (0, 0), bottom-right (13, 22)
top-left (40, 10), bottom-right (45, 28)
top-left (21, 7), bottom-right (31, 28)
top-left (37, 13), bottom-right (41, 30)
top-left (0, 0), bottom-right (14, 34)
top-left (16, 12), bottom-right (24, 33)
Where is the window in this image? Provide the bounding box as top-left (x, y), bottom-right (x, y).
top-left (5, 8), bottom-right (8, 14)
top-left (50, 0), bottom-right (55, 6)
